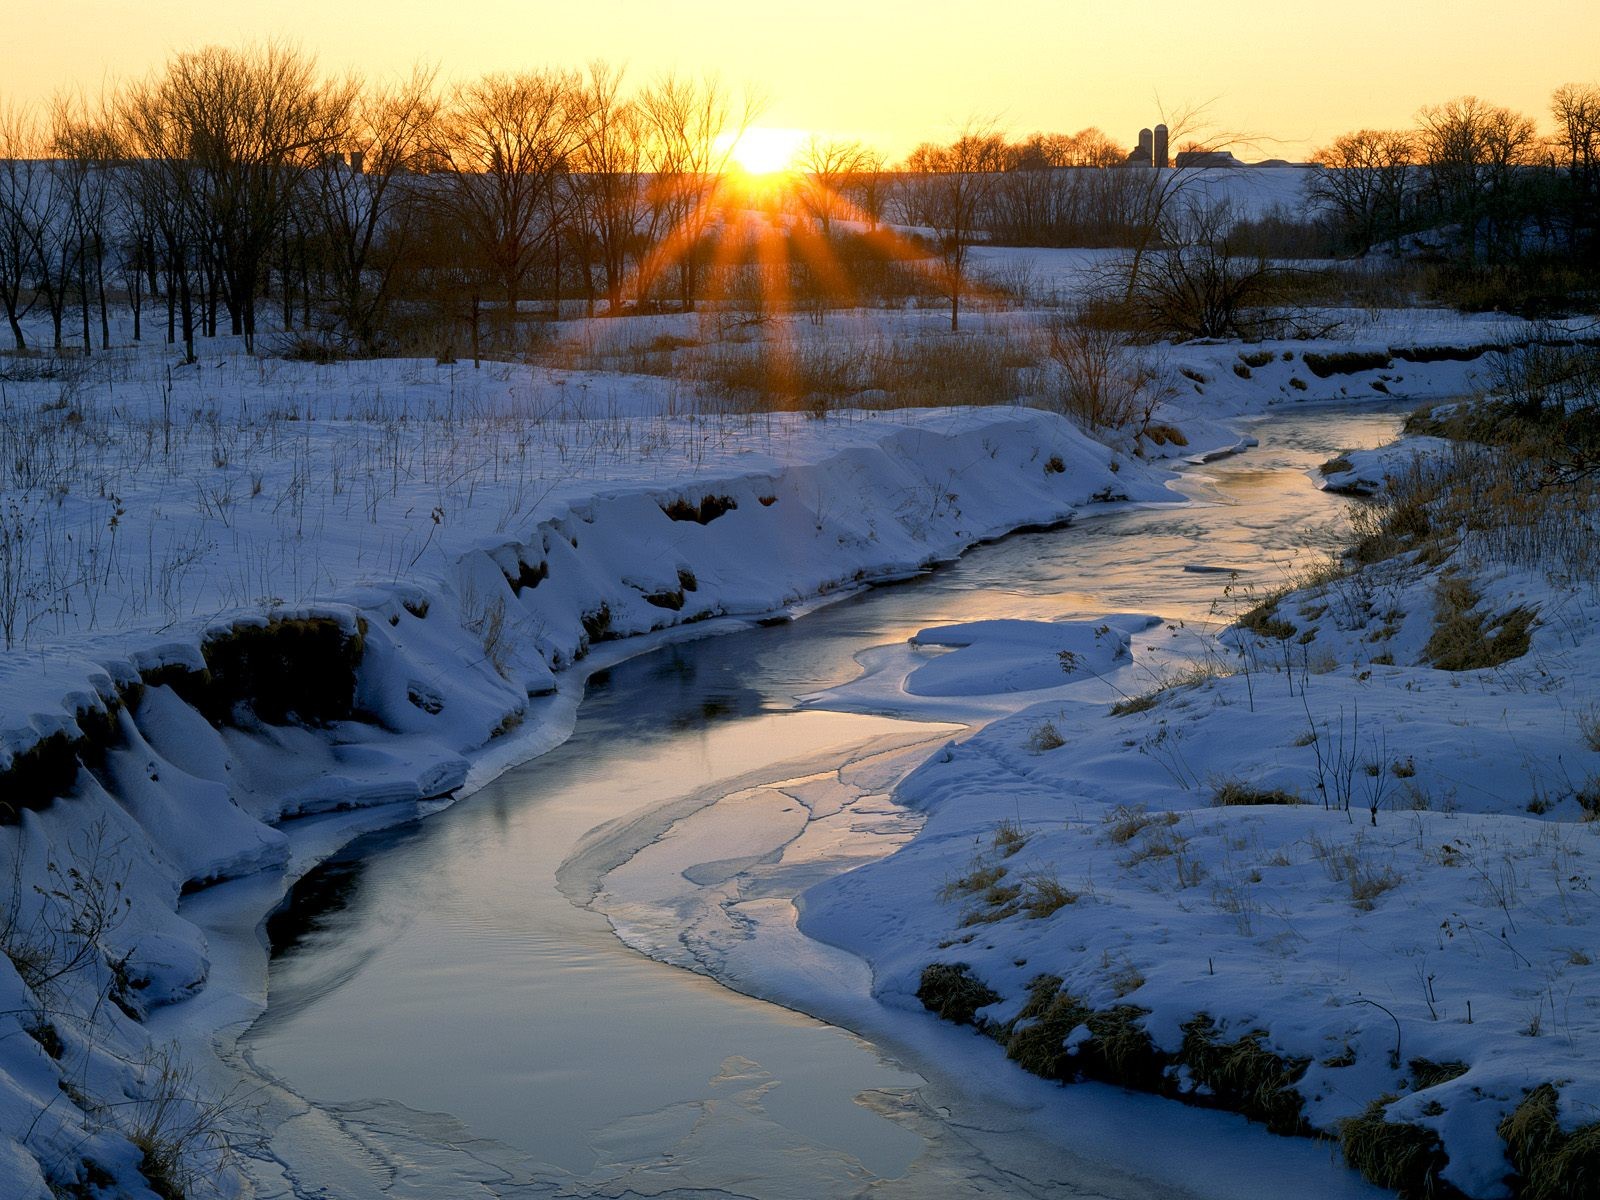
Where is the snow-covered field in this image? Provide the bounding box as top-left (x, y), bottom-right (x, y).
top-left (0, 287), bottom-right (1588, 1197)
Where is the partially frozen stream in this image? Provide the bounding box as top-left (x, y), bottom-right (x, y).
top-left (240, 403), bottom-right (1407, 1199)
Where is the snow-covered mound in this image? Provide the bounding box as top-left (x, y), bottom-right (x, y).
top-left (905, 615), bottom-right (1150, 696)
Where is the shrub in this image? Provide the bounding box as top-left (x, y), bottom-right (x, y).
top-left (1043, 317), bottom-right (1175, 442)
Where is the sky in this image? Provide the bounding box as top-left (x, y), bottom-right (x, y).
top-left (5, 0), bottom-right (1599, 161)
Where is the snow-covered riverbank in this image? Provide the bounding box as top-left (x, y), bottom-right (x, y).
top-left (0, 309), bottom-right (1565, 1196)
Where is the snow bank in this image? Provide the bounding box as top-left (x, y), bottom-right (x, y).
top-left (0, 371), bottom-right (1169, 1196)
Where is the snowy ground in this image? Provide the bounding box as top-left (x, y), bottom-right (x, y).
top-left (0, 287), bottom-right (1582, 1196)
top-left (788, 464), bottom-right (1600, 1193)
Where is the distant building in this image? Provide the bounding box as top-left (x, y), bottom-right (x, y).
top-left (1124, 127), bottom-right (1155, 167)
top-left (1116, 123), bottom-right (1317, 168)
top-left (1173, 149), bottom-right (1243, 168)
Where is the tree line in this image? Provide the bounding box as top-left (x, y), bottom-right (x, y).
top-left (1309, 87), bottom-right (1600, 263)
top-left (0, 46), bottom-right (763, 358)
top-left (2, 45), bottom-right (1597, 360)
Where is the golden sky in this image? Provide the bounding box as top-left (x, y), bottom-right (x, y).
top-left (6, 0), bottom-right (1597, 160)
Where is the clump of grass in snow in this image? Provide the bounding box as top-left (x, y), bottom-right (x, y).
top-left (1210, 779), bottom-right (1303, 806)
top-left (1104, 804), bottom-right (1179, 846)
top-left (1575, 705), bottom-right (1600, 753)
top-left (1423, 574), bottom-right (1536, 671)
top-left (915, 963), bottom-right (999, 1026)
top-left (1109, 692), bottom-right (1158, 716)
top-left (938, 860), bottom-right (1006, 900)
top-left (1498, 1080), bottom-right (1600, 1200)
top-left (1309, 832), bottom-right (1402, 910)
top-left (1021, 870), bottom-right (1079, 918)
top-left (991, 818), bottom-right (1029, 857)
top-left (1180, 1014), bottom-right (1311, 1136)
top-left (1026, 719), bottom-right (1065, 752)
top-left (1339, 1096), bottom-right (1452, 1197)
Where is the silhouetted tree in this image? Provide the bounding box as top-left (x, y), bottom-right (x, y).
top-left (312, 63), bottom-right (438, 351)
top-left (1307, 129), bottom-right (1416, 254)
top-left (905, 122), bottom-right (1004, 331)
top-left (433, 69), bottom-right (584, 328)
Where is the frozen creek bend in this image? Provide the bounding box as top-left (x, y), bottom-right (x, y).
top-left (229, 404), bottom-right (1406, 1200)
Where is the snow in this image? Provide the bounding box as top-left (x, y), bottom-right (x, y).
top-left (904, 615), bottom-right (1150, 696)
top-left (0, 294), bottom-right (1585, 1196)
top-left (788, 480), bottom-right (1600, 1197)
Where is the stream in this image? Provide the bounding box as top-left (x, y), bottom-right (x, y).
top-left (237, 403), bottom-right (1408, 1199)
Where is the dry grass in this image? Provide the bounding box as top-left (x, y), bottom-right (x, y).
top-left (1498, 1083), bottom-right (1600, 1200)
top-left (1109, 692), bottom-right (1159, 716)
top-left (1423, 574), bottom-right (1536, 672)
top-left (915, 962), bottom-right (1000, 1026)
top-left (1180, 1014), bottom-right (1311, 1136)
top-left (1309, 832), bottom-right (1402, 910)
top-left (1339, 1095), bottom-right (1452, 1197)
top-left (1021, 870), bottom-right (1080, 918)
top-left (1210, 779), bottom-right (1304, 807)
top-left (992, 818), bottom-right (1029, 857)
top-left (1104, 803), bottom-right (1179, 846)
top-left (549, 322), bottom-right (1044, 416)
top-left (1577, 705), bottom-right (1600, 753)
top-left (1026, 719), bottom-right (1065, 752)
top-left (938, 860), bottom-right (1007, 900)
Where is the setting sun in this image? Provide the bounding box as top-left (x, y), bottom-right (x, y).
top-left (726, 126), bottom-right (807, 176)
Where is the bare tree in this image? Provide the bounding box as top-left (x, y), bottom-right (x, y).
top-left (123, 43), bottom-right (353, 352)
top-left (119, 75), bottom-right (203, 359)
top-left (49, 92), bottom-right (121, 352)
top-left (636, 73), bottom-right (757, 310)
top-left (1114, 105), bottom-right (1228, 307)
top-left (569, 61), bottom-right (649, 314)
top-left (905, 122), bottom-right (1004, 331)
top-left (796, 137), bottom-right (870, 237)
top-left (433, 69), bottom-right (584, 329)
top-left (313, 63), bottom-right (439, 350)
top-left (1130, 199), bottom-right (1284, 339)
top-left (1416, 95), bottom-right (1540, 263)
top-left (845, 148), bottom-right (889, 232)
top-left (1550, 83), bottom-right (1600, 256)
top-left (1307, 129), bottom-right (1416, 254)
top-left (0, 104), bottom-right (49, 349)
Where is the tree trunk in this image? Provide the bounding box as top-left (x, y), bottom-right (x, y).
top-left (179, 270), bottom-right (195, 362)
top-left (95, 237), bottom-right (109, 350)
